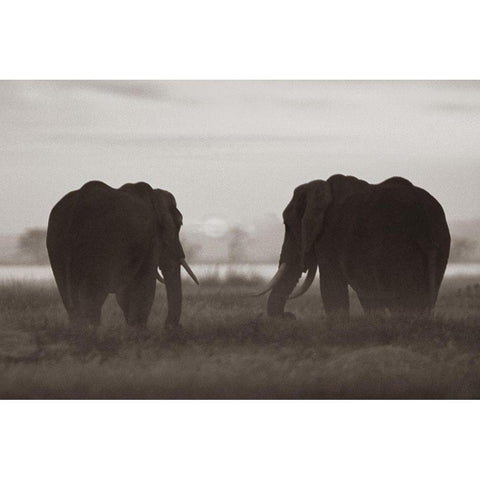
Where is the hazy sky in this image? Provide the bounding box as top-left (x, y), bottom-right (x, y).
top-left (1, 80), bottom-right (479, 234)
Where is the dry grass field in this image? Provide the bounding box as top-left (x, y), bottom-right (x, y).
top-left (1, 275), bottom-right (480, 399)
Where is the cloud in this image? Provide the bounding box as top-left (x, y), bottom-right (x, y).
top-left (58, 80), bottom-right (168, 100)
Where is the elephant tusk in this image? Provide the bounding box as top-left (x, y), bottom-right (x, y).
top-left (181, 258), bottom-right (200, 285)
top-left (156, 268), bottom-right (165, 284)
top-left (250, 263), bottom-right (288, 297)
top-left (288, 266), bottom-right (317, 299)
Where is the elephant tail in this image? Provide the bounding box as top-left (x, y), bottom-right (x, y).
top-left (47, 190), bottom-right (79, 313)
top-left (60, 195), bottom-right (81, 312)
top-left (427, 247), bottom-right (439, 311)
top-left (63, 252), bottom-right (75, 310)
top-left (416, 235), bottom-right (440, 314)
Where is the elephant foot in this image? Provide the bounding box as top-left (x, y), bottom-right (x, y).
top-left (323, 312), bottom-right (350, 331)
top-left (127, 325), bottom-right (150, 343)
top-left (67, 322), bottom-right (97, 342)
top-left (164, 323), bottom-right (186, 343)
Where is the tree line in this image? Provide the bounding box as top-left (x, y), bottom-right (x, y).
top-left (10, 228), bottom-right (480, 265)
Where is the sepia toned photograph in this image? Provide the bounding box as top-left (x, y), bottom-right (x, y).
top-left (1, 80), bottom-right (479, 399)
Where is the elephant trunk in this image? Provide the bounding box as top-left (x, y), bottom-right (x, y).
top-left (163, 263), bottom-right (182, 326)
top-left (267, 265), bottom-right (303, 316)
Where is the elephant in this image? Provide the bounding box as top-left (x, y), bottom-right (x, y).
top-left (46, 181), bottom-right (198, 332)
top-left (256, 174), bottom-right (450, 322)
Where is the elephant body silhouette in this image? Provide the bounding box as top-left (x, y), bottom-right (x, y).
top-left (46, 181), bottom-right (198, 331)
top-left (259, 174), bottom-right (451, 322)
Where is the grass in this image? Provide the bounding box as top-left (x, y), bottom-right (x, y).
top-left (1, 276), bottom-right (480, 398)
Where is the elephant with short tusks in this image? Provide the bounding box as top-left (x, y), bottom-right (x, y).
top-left (256, 174), bottom-right (451, 322)
top-left (47, 181), bottom-right (199, 333)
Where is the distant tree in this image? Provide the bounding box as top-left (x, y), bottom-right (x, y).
top-left (227, 226), bottom-right (249, 263)
top-left (449, 237), bottom-right (479, 262)
top-left (17, 228), bottom-right (49, 264)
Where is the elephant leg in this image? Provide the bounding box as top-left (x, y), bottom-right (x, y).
top-left (71, 286), bottom-right (108, 330)
top-left (116, 277), bottom-right (156, 329)
top-left (357, 293), bottom-right (388, 321)
top-left (162, 264), bottom-right (182, 329)
top-left (386, 277), bottom-right (431, 322)
top-left (357, 295), bottom-right (375, 317)
top-left (266, 265), bottom-right (303, 319)
top-left (388, 301), bottom-right (432, 324)
top-left (319, 266), bottom-right (349, 322)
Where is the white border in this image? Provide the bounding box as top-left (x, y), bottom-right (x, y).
top-left (1, 401), bottom-right (479, 480)
top-left (1, 1), bottom-right (479, 479)
top-left (1, 0), bottom-right (480, 79)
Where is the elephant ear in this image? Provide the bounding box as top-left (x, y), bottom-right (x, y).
top-left (149, 189), bottom-right (185, 258)
top-left (150, 189), bottom-right (173, 231)
top-left (300, 180), bottom-right (332, 269)
top-left (120, 182), bottom-right (181, 251)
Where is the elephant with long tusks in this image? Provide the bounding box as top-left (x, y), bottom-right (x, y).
top-left (256, 174), bottom-right (450, 322)
top-left (47, 181), bottom-right (198, 332)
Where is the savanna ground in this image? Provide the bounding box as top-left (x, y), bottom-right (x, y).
top-left (1, 273), bottom-right (480, 399)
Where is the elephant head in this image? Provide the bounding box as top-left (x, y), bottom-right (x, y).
top-left (256, 180), bottom-right (333, 317)
top-left (149, 187), bottom-right (198, 325)
top-left (120, 182), bottom-right (198, 327)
